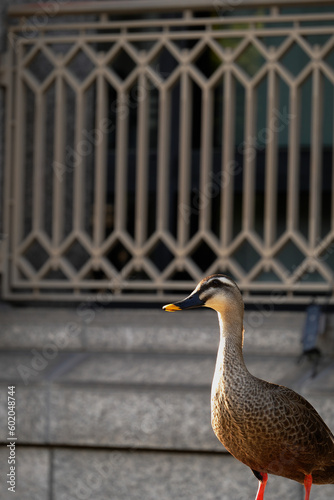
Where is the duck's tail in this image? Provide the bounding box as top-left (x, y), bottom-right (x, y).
top-left (313, 465), bottom-right (334, 484)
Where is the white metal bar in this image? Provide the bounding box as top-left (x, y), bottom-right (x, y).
top-left (52, 74), bottom-right (66, 246)
top-left (8, 0), bottom-right (334, 17)
top-left (264, 68), bottom-right (278, 249)
top-left (73, 90), bottom-right (85, 231)
top-left (114, 90), bottom-right (129, 232)
top-left (10, 26), bottom-right (334, 42)
top-left (221, 70), bottom-right (235, 246)
top-left (309, 67), bottom-right (323, 248)
top-left (287, 86), bottom-right (300, 232)
top-left (135, 72), bottom-right (149, 246)
top-left (332, 87), bottom-right (334, 233)
top-left (93, 74), bottom-right (108, 247)
top-left (32, 90), bottom-right (46, 232)
top-left (2, 35), bottom-right (15, 293)
top-left (12, 43), bottom-right (27, 286)
top-left (156, 88), bottom-right (171, 232)
top-left (12, 45), bottom-right (26, 247)
top-left (199, 87), bottom-right (213, 233)
top-left (178, 69), bottom-right (192, 246)
top-left (242, 86), bottom-right (257, 232)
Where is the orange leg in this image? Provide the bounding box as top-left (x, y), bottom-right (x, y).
top-left (304, 474), bottom-right (312, 500)
top-left (255, 473), bottom-right (268, 500)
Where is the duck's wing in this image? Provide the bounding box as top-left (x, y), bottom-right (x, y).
top-left (270, 382), bottom-right (334, 462)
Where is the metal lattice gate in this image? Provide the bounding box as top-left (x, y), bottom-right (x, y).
top-left (2, 1), bottom-right (334, 302)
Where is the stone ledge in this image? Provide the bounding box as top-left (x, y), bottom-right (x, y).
top-left (0, 445), bottom-right (311, 500)
top-left (48, 385), bottom-right (220, 451)
top-left (53, 448), bottom-right (304, 500)
top-left (2, 445), bottom-right (334, 500)
top-left (0, 350), bottom-right (304, 388)
top-left (0, 307), bottom-right (312, 355)
top-left (49, 352), bottom-right (302, 387)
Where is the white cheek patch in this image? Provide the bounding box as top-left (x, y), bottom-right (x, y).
top-left (200, 288), bottom-right (224, 303)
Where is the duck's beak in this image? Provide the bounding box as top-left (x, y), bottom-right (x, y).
top-left (163, 292), bottom-right (204, 312)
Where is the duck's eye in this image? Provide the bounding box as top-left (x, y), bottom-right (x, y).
top-left (211, 279), bottom-right (221, 287)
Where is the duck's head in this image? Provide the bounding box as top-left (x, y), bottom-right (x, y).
top-left (163, 274), bottom-right (243, 316)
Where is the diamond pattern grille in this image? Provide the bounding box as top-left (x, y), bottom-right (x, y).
top-left (26, 49), bottom-right (54, 83)
top-left (67, 51), bottom-right (95, 83)
top-left (3, 3), bottom-right (334, 302)
top-left (279, 42), bottom-right (311, 77)
top-left (235, 43), bottom-right (266, 78)
top-left (108, 48), bottom-right (136, 80)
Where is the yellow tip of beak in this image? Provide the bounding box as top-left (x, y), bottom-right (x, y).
top-left (163, 303), bottom-right (182, 312)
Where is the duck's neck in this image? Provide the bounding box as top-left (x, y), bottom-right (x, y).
top-left (217, 310), bottom-right (244, 351)
top-left (213, 310), bottom-right (248, 388)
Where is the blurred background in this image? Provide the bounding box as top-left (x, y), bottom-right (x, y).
top-left (0, 1), bottom-right (334, 499)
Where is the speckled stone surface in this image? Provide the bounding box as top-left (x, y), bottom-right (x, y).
top-left (0, 306), bottom-right (333, 499)
top-left (0, 447), bottom-right (50, 500)
top-left (0, 383), bottom-right (48, 443)
top-left (52, 448), bottom-right (303, 500)
top-left (48, 385), bottom-right (219, 450)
